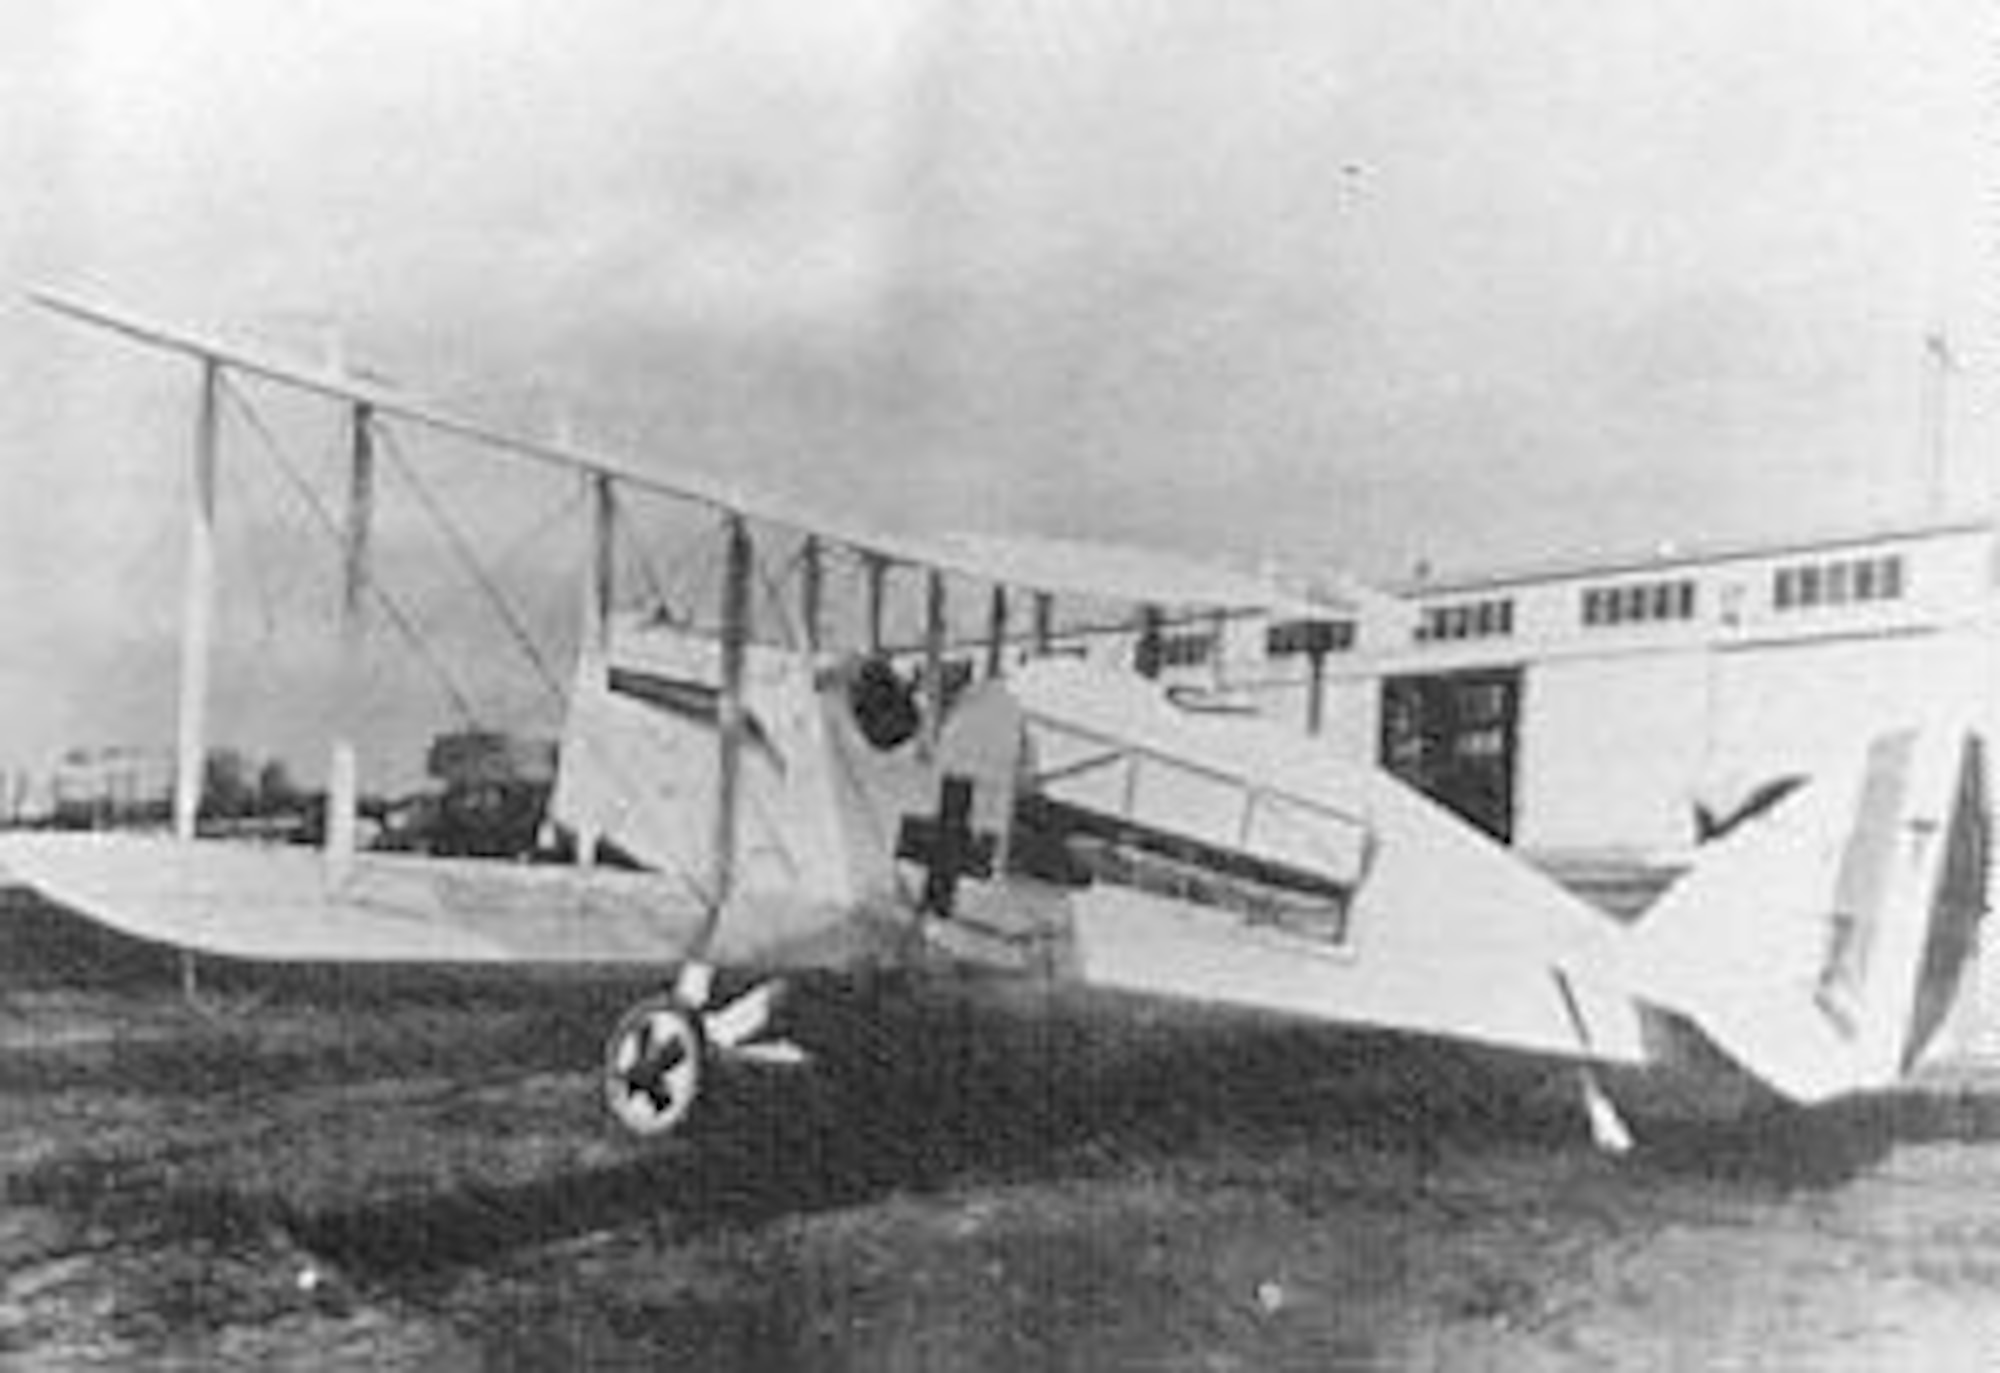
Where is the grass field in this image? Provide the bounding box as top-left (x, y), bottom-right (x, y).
top-left (7, 899), bottom-right (2000, 1368)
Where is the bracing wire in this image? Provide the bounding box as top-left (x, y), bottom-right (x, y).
top-left (642, 510), bottom-right (725, 621)
top-left (612, 497), bottom-right (678, 619)
top-left (753, 536), bottom-right (806, 650)
top-left (371, 420), bottom-right (566, 710)
top-left (491, 479), bottom-right (589, 581)
top-left (97, 447), bottom-right (188, 649)
top-left (218, 376), bottom-right (483, 727)
top-left (210, 420), bottom-right (289, 707)
top-left (215, 391), bottom-right (321, 654)
top-left (220, 378), bottom-right (740, 921)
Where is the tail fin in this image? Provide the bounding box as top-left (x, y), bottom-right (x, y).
top-left (1626, 721), bottom-right (1988, 1103)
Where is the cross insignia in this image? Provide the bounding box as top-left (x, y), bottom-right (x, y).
top-left (895, 773), bottom-right (997, 918)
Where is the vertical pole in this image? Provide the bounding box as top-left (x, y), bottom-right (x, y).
top-left (984, 585), bottom-right (1009, 679)
top-left (590, 473), bottom-right (616, 656)
top-left (1306, 645), bottom-right (1329, 737)
top-left (326, 401), bottom-right (374, 881)
top-left (173, 358), bottom-right (221, 842)
top-left (1032, 591), bottom-right (1054, 657)
top-left (864, 553), bottom-right (889, 654)
top-left (1922, 332), bottom-right (1952, 515)
top-left (923, 569), bottom-right (948, 756)
top-left (800, 534), bottom-right (824, 652)
top-left (705, 513), bottom-right (753, 942)
top-left (573, 471), bottom-right (616, 867)
top-left (1134, 604), bottom-right (1164, 679)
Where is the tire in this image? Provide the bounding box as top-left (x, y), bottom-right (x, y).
top-left (603, 994), bottom-right (707, 1138)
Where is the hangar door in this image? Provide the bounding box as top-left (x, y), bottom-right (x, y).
top-left (1380, 668), bottom-right (1522, 842)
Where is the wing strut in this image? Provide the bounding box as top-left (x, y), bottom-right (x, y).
top-left (173, 358), bottom-right (221, 843)
top-left (1032, 591), bottom-right (1054, 656)
top-left (700, 512), bottom-right (754, 951)
top-left (984, 585), bottom-right (1009, 679)
top-left (922, 569), bottom-right (948, 757)
top-left (800, 534), bottom-right (824, 651)
top-left (326, 400), bottom-right (375, 881)
top-left (573, 471), bottom-right (617, 867)
top-left (588, 473), bottom-right (617, 657)
top-left (864, 553), bottom-right (889, 653)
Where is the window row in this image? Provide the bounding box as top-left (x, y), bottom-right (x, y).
top-left (1772, 554), bottom-right (1904, 612)
top-left (1265, 618), bottom-right (1356, 658)
top-left (1153, 631), bottom-right (1217, 669)
top-left (1414, 598), bottom-right (1514, 643)
top-left (1580, 579), bottom-right (1697, 628)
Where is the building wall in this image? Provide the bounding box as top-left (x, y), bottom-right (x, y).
top-left (1003, 517), bottom-right (1997, 861)
top-left (1518, 651), bottom-right (1712, 851)
top-left (49, 746), bottom-right (176, 827)
top-left (1230, 518), bottom-right (2000, 856)
top-left (1040, 516), bottom-right (2000, 1055)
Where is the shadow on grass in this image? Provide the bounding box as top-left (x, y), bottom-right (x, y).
top-left (1629, 1077), bottom-right (2000, 1193)
top-left (277, 985), bottom-right (1604, 1282)
top-left (8, 963), bottom-right (1985, 1290)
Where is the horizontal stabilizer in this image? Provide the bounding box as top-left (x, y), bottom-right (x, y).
top-left (1625, 720), bottom-right (1988, 1103)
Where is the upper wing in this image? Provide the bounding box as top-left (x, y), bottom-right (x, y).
top-left (31, 288), bottom-right (1393, 621)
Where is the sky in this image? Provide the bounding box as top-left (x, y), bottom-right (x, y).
top-left (0, 0), bottom-right (1993, 780)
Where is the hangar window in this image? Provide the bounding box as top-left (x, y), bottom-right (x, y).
top-left (1580, 578), bottom-right (1697, 628)
top-left (1155, 631), bottom-right (1216, 669)
top-left (1415, 598), bottom-right (1514, 644)
top-left (1265, 618), bottom-right (1355, 657)
top-left (1773, 553), bottom-right (1906, 613)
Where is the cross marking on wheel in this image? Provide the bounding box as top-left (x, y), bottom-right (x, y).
top-left (625, 1024), bottom-right (691, 1112)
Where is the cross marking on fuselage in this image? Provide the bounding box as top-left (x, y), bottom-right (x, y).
top-left (895, 773), bottom-right (997, 918)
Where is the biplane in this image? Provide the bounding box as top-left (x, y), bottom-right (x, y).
top-left (0, 291), bottom-right (1988, 1154)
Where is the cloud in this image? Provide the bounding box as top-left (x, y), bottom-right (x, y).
top-left (71, 0), bottom-right (923, 336)
top-left (889, 0), bottom-right (1991, 566)
top-left (1, 0), bottom-right (1990, 772)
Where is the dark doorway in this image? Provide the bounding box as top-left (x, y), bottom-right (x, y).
top-left (1379, 668), bottom-right (1523, 842)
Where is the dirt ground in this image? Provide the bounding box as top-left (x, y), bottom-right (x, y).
top-left (7, 960), bottom-right (2000, 1370)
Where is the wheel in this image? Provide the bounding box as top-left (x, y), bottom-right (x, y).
top-left (603, 994), bottom-right (707, 1138)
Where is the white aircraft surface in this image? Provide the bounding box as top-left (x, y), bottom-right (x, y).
top-left (0, 291), bottom-right (1987, 1155)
